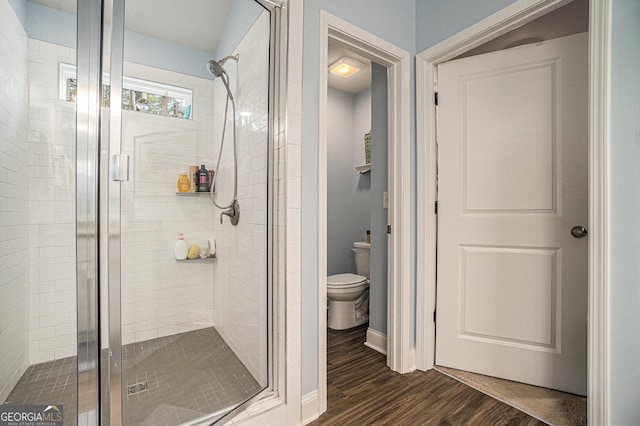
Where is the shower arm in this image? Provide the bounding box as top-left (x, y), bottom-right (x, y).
top-left (218, 54), bottom-right (239, 67)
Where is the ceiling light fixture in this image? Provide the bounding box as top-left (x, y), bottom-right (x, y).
top-left (328, 57), bottom-right (364, 78)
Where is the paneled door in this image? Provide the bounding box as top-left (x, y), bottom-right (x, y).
top-left (436, 33), bottom-right (588, 395)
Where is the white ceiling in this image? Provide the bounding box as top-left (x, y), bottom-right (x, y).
top-left (31, 0), bottom-right (237, 54)
top-left (327, 42), bottom-right (371, 94)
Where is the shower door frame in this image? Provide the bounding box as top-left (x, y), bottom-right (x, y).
top-left (87, 0), bottom-right (283, 425)
top-left (76, 0), bottom-right (104, 424)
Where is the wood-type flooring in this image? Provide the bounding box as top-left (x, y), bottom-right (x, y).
top-left (311, 325), bottom-right (546, 425)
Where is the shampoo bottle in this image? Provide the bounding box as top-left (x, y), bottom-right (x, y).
top-left (198, 164), bottom-right (209, 192)
top-left (177, 172), bottom-right (190, 193)
top-left (174, 233), bottom-right (188, 260)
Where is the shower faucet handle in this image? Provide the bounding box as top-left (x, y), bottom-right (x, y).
top-left (220, 200), bottom-right (240, 226)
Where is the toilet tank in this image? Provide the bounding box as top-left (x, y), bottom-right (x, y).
top-left (353, 241), bottom-right (371, 278)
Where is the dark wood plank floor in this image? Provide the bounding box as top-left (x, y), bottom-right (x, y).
top-left (311, 325), bottom-right (546, 426)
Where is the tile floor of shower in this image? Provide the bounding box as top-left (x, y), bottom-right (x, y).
top-left (3, 328), bottom-right (262, 426)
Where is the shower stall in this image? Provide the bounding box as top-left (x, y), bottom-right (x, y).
top-left (0, 0), bottom-right (282, 424)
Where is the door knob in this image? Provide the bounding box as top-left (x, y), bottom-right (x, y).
top-left (571, 226), bottom-right (588, 238)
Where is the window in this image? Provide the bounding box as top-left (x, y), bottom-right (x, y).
top-left (60, 63), bottom-right (193, 120)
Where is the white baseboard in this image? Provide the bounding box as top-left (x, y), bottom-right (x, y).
top-left (364, 327), bottom-right (387, 355)
top-left (301, 391), bottom-right (319, 425)
top-left (408, 347), bottom-right (416, 372)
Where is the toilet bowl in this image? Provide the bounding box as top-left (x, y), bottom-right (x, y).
top-left (327, 242), bottom-right (370, 330)
top-left (327, 273), bottom-right (369, 330)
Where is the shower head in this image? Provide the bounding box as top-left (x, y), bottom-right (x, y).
top-left (206, 54), bottom-right (239, 78)
top-left (207, 54), bottom-right (239, 101)
top-left (206, 60), bottom-right (226, 78)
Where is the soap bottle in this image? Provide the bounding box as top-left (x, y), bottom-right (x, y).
top-left (366, 230), bottom-right (371, 244)
top-left (177, 172), bottom-right (190, 193)
top-left (174, 233), bottom-right (188, 260)
top-left (198, 164), bottom-right (209, 192)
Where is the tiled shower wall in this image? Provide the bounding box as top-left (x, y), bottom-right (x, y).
top-left (3, 4), bottom-right (271, 392)
top-left (0, 0), bottom-right (30, 402)
top-left (118, 61), bottom-right (217, 345)
top-left (26, 38), bottom-right (219, 358)
top-left (27, 39), bottom-right (77, 364)
top-left (213, 13), bottom-right (270, 385)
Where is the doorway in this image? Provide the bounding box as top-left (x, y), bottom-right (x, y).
top-left (435, 30), bottom-right (588, 390)
top-left (416, 0), bottom-right (609, 423)
top-left (325, 41), bottom-right (389, 349)
top-left (316, 11), bottom-right (412, 416)
top-left (435, 30), bottom-right (588, 424)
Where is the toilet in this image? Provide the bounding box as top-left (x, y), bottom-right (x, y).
top-left (327, 241), bottom-right (370, 330)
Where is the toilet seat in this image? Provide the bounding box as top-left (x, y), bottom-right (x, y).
top-left (327, 273), bottom-right (367, 289)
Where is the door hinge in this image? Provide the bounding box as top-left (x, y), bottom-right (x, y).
top-left (387, 225), bottom-right (391, 234)
top-left (433, 309), bottom-right (437, 323)
top-left (434, 92), bottom-right (438, 106)
top-left (434, 201), bottom-right (438, 214)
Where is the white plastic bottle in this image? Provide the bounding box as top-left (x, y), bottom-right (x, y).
top-left (174, 233), bottom-right (188, 260)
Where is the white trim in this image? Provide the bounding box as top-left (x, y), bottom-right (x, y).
top-left (415, 0), bottom-right (609, 422)
top-left (364, 328), bottom-right (388, 355)
top-left (318, 13), bottom-right (329, 417)
top-left (301, 391), bottom-right (320, 425)
top-left (318, 9), bottom-right (413, 418)
top-left (587, 0), bottom-right (611, 423)
top-left (59, 63), bottom-right (78, 100)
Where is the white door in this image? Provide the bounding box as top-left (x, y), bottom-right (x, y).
top-left (436, 33), bottom-right (588, 395)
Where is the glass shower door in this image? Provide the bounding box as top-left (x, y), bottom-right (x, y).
top-left (0, 0), bottom-right (80, 416)
top-left (105, 0), bottom-right (276, 424)
top-left (0, 0), bottom-right (104, 424)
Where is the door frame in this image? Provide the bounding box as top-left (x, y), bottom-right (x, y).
top-left (317, 10), bottom-right (412, 415)
top-left (76, 0), bottom-right (103, 422)
top-left (415, 0), bottom-right (611, 423)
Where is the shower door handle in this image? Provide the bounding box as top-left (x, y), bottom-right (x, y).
top-left (111, 154), bottom-right (130, 182)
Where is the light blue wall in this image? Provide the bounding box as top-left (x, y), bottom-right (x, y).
top-left (369, 63), bottom-right (388, 334)
top-left (301, 0), bottom-right (416, 396)
top-left (326, 88), bottom-right (370, 276)
top-left (215, 0), bottom-right (264, 59)
top-left (415, 0), bottom-right (518, 52)
top-left (123, 31), bottom-right (214, 79)
top-left (353, 89), bottom-right (372, 227)
top-left (22, 1), bottom-right (217, 79)
top-left (26, 1), bottom-right (75, 48)
top-left (609, 0), bottom-right (640, 423)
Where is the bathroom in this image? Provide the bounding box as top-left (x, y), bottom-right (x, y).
top-left (2, 0), bottom-right (635, 424)
top-left (325, 42), bottom-right (388, 350)
top-left (0, 0), bottom-right (281, 424)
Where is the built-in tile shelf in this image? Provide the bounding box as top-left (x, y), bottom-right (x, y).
top-left (175, 192), bottom-right (210, 196)
top-left (356, 164), bottom-right (371, 174)
top-left (175, 255), bottom-right (216, 261)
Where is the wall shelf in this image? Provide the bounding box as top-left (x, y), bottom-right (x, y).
top-left (175, 192), bottom-right (210, 196)
top-left (175, 255), bottom-right (216, 261)
top-left (355, 164), bottom-right (371, 174)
